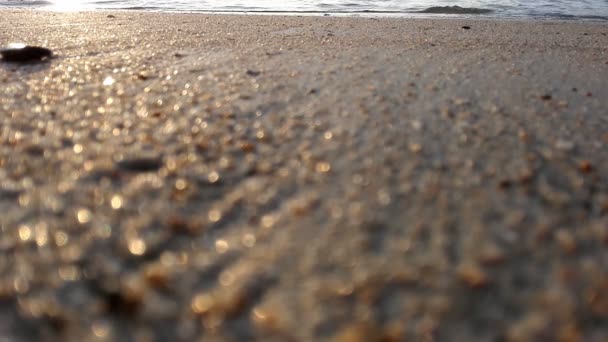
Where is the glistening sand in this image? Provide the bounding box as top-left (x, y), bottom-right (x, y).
top-left (0, 10), bottom-right (607, 341)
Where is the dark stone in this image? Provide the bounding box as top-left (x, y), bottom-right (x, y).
top-left (540, 94), bottom-right (552, 101)
top-left (1, 45), bottom-right (53, 63)
top-left (116, 156), bottom-right (163, 172)
top-left (0, 189), bottom-right (21, 200)
top-left (104, 292), bottom-right (140, 315)
top-left (23, 144), bottom-right (45, 156)
top-left (246, 69), bottom-right (261, 77)
top-left (498, 179), bottom-right (512, 189)
top-left (461, 26), bottom-right (472, 30)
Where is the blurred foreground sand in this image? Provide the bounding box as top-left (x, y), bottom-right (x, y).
top-left (0, 10), bottom-right (607, 341)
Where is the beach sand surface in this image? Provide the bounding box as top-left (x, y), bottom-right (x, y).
top-left (1, 10), bottom-right (608, 341)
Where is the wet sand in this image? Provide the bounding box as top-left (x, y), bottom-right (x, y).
top-left (1, 10), bottom-right (607, 341)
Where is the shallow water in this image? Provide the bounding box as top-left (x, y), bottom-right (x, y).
top-left (1, 0), bottom-right (608, 20)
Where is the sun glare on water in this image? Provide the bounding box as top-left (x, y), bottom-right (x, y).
top-left (48, 0), bottom-right (88, 11)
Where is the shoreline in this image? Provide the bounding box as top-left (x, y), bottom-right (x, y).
top-left (1, 7), bottom-right (608, 22)
top-left (1, 10), bottom-right (608, 341)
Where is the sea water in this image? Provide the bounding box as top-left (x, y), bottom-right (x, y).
top-left (1, 0), bottom-right (608, 20)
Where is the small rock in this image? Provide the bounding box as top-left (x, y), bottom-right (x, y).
top-left (240, 142), bottom-right (255, 153)
top-left (144, 263), bottom-right (170, 289)
top-left (479, 244), bottom-right (505, 265)
top-left (579, 160), bottom-right (593, 173)
top-left (168, 216), bottom-right (204, 235)
top-left (1, 44), bottom-right (53, 63)
top-left (457, 262), bottom-right (490, 288)
top-left (107, 15), bottom-right (116, 18)
top-left (498, 179), bottom-right (512, 189)
top-left (137, 73), bottom-right (150, 80)
top-left (23, 144), bottom-right (45, 156)
top-left (246, 69), bottom-right (261, 77)
top-left (0, 188), bottom-right (21, 200)
top-left (461, 26), bottom-right (471, 30)
top-left (116, 156), bottom-right (163, 172)
top-left (555, 229), bottom-right (577, 254)
top-left (540, 94), bottom-right (552, 101)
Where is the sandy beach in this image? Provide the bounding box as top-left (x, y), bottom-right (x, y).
top-left (1, 10), bottom-right (607, 341)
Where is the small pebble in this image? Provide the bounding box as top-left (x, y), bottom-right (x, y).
top-left (540, 94), bottom-right (552, 101)
top-left (144, 263), bottom-right (170, 288)
top-left (479, 244), bottom-right (505, 265)
top-left (498, 179), bottom-right (512, 189)
top-left (23, 144), bottom-right (45, 156)
top-left (457, 263), bottom-right (490, 288)
top-left (117, 156), bottom-right (163, 172)
top-left (555, 230), bottom-right (577, 255)
top-left (1, 44), bottom-right (53, 63)
top-left (240, 142), bottom-right (255, 153)
top-left (246, 69), bottom-right (261, 77)
top-left (579, 160), bottom-right (593, 173)
top-left (461, 26), bottom-right (471, 30)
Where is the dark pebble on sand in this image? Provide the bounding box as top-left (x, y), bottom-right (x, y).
top-left (107, 15), bottom-right (116, 18)
top-left (0, 44), bottom-right (53, 63)
top-left (246, 69), bottom-right (261, 77)
top-left (117, 157), bottom-right (163, 172)
top-left (540, 94), bottom-right (552, 101)
top-left (0, 188), bottom-right (21, 200)
top-left (498, 179), bottom-right (512, 189)
top-left (24, 144), bottom-right (45, 156)
top-left (579, 160), bottom-right (593, 173)
top-left (461, 26), bottom-right (471, 30)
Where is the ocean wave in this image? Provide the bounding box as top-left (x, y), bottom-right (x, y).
top-left (418, 6), bottom-right (493, 14)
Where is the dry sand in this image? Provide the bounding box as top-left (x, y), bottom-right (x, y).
top-left (1, 10), bottom-right (607, 341)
